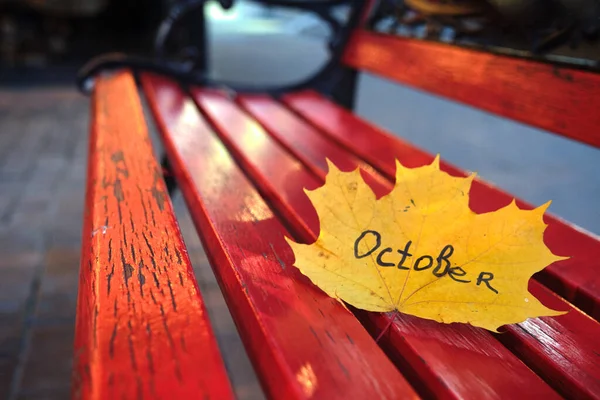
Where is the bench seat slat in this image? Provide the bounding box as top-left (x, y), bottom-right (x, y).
top-left (344, 31), bottom-right (600, 149)
top-left (235, 94), bottom-right (564, 399)
top-left (283, 90), bottom-right (600, 321)
top-left (196, 90), bottom-right (600, 399)
top-left (141, 74), bottom-right (419, 400)
top-left (74, 72), bottom-right (234, 399)
top-left (276, 91), bottom-right (600, 399)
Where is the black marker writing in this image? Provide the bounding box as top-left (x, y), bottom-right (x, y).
top-left (352, 230), bottom-right (498, 293)
top-left (377, 248), bottom-right (396, 267)
top-left (476, 272), bottom-right (497, 294)
top-left (397, 241), bottom-right (412, 270)
top-left (354, 230), bottom-right (381, 259)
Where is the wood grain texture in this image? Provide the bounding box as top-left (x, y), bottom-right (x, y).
top-left (283, 90), bottom-right (600, 321)
top-left (140, 73), bottom-right (419, 400)
top-left (343, 31), bottom-right (600, 149)
top-left (236, 93), bottom-right (563, 399)
top-left (281, 90), bottom-right (600, 399)
top-left (74, 72), bottom-right (234, 400)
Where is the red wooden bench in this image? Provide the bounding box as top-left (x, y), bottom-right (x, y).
top-left (74, 1), bottom-right (600, 399)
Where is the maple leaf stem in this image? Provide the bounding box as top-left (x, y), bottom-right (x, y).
top-left (375, 311), bottom-right (400, 343)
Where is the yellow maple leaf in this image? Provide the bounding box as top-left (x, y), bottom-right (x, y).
top-left (286, 156), bottom-right (568, 332)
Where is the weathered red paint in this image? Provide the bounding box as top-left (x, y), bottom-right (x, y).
top-left (279, 91), bottom-right (600, 398)
top-left (74, 72), bottom-right (234, 399)
top-left (343, 31), bottom-right (600, 149)
top-left (283, 90), bottom-right (600, 321)
top-left (141, 73), bottom-right (419, 400)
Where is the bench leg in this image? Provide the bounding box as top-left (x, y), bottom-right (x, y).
top-left (161, 154), bottom-right (178, 196)
top-left (331, 67), bottom-right (359, 111)
top-left (155, 0), bottom-right (208, 74)
top-left (183, 3), bottom-right (208, 73)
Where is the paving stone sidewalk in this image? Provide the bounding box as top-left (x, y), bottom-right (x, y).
top-left (0, 88), bottom-right (87, 399)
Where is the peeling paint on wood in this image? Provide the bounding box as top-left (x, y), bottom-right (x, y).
top-left (73, 71), bottom-right (234, 400)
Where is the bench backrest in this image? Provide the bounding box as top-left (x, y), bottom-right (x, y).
top-left (341, 16), bottom-right (600, 149)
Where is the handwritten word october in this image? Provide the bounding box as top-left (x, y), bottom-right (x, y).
top-left (353, 230), bottom-right (498, 294)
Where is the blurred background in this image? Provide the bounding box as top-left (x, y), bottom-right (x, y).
top-left (0, 1), bottom-right (599, 399)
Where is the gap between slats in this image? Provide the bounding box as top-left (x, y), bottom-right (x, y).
top-left (135, 84), bottom-right (267, 400)
top-left (186, 94), bottom-right (317, 245)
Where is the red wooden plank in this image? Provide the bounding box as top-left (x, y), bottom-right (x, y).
top-left (343, 31), bottom-right (600, 149)
top-left (74, 72), bottom-right (234, 399)
top-left (236, 94), bottom-right (565, 399)
top-left (140, 73), bottom-right (419, 400)
top-left (235, 95), bottom-right (388, 187)
top-left (280, 91), bottom-right (600, 399)
top-left (283, 90), bottom-right (600, 321)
